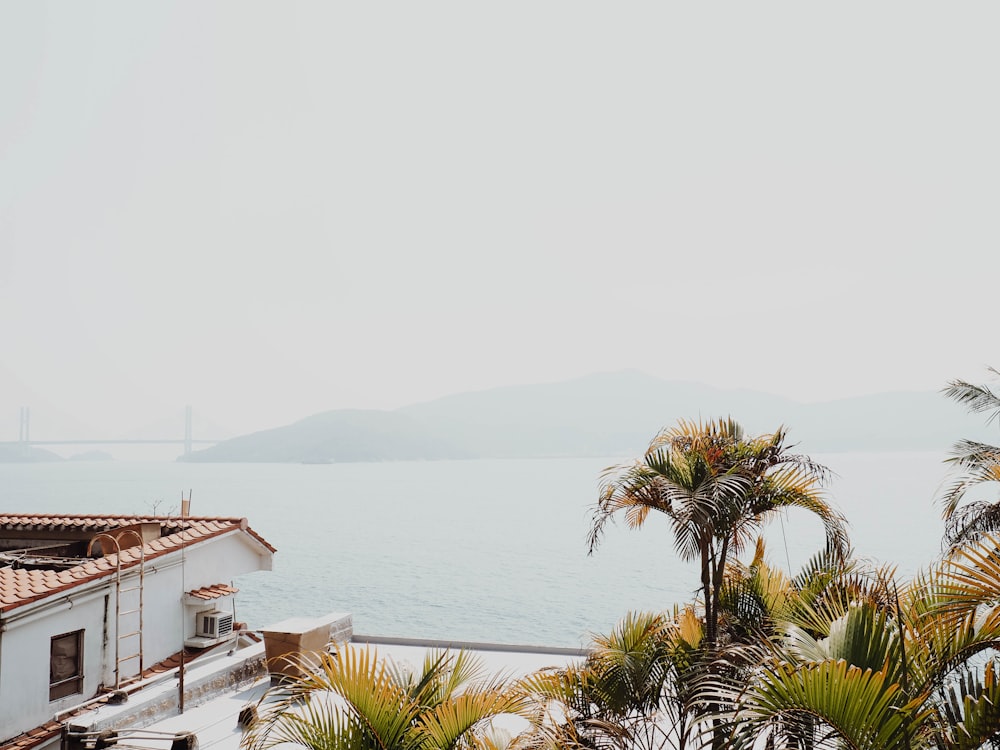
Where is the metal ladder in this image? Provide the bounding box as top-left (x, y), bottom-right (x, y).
top-left (88, 531), bottom-right (145, 689)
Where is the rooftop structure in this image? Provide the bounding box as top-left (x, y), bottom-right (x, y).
top-left (59, 622), bottom-right (585, 750)
top-left (0, 513), bottom-right (275, 750)
top-left (0, 513), bottom-right (584, 750)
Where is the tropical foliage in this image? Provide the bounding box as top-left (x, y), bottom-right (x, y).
top-left (588, 418), bottom-right (849, 648)
top-left (941, 367), bottom-right (1000, 550)
top-left (243, 643), bottom-right (533, 750)
top-left (729, 535), bottom-right (1000, 749)
top-left (517, 608), bottom-right (712, 750)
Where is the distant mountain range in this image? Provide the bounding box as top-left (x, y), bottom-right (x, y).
top-left (178, 371), bottom-right (998, 463)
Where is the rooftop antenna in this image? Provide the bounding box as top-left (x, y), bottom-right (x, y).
top-left (178, 488), bottom-right (192, 711)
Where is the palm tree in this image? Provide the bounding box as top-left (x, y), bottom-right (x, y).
top-left (517, 608), bottom-right (715, 750)
top-left (731, 565), bottom-right (913, 749)
top-left (518, 542), bottom-right (860, 750)
top-left (728, 538), bottom-right (1000, 749)
top-left (716, 536), bottom-right (862, 651)
top-left (926, 537), bottom-right (1000, 749)
top-left (587, 420), bottom-right (848, 750)
top-left (242, 643), bottom-right (533, 750)
top-left (717, 537), bottom-right (801, 645)
top-left (588, 418), bottom-right (849, 650)
top-left (940, 367), bottom-right (1000, 550)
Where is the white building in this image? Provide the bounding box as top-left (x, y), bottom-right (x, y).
top-left (0, 513), bottom-right (276, 750)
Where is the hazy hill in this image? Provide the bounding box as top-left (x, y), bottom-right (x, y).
top-left (180, 371), bottom-right (998, 463)
top-left (400, 371), bottom-right (995, 457)
top-left (179, 409), bottom-right (470, 463)
top-left (398, 370), bottom-right (797, 458)
top-left (0, 444), bottom-right (62, 463)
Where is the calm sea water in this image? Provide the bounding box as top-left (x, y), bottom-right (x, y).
top-left (0, 453), bottom-right (956, 648)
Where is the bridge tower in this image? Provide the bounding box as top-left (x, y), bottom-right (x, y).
top-left (18, 406), bottom-right (29, 458)
top-left (184, 405), bottom-right (193, 457)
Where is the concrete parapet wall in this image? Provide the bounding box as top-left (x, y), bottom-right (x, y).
top-left (351, 634), bottom-right (588, 657)
top-left (68, 646), bottom-right (267, 734)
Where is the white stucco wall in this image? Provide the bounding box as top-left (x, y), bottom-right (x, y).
top-left (0, 582), bottom-right (113, 739)
top-left (0, 528), bottom-right (272, 743)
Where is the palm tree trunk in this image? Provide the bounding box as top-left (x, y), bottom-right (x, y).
top-left (711, 536), bottom-right (730, 648)
top-left (701, 542), bottom-right (714, 646)
top-left (710, 537), bottom-right (731, 750)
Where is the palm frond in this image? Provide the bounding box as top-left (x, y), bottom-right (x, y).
top-left (944, 500), bottom-right (1000, 551)
top-left (943, 372), bottom-right (1000, 425)
top-left (938, 535), bottom-right (1000, 614)
top-left (416, 687), bottom-right (533, 750)
top-left (244, 650), bottom-right (417, 750)
top-left (732, 659), bottom-right (926, 750)
top-left (939, 369), bottom-right (1000, 552)
top-left (243, 645), bottom-right (525, 750)
top-left (940, 440), bottom-right (1000, 526)
top-left (931, 660), bottom-right (1000, 750)
top-left (589, 461), bottom-right (670, 554)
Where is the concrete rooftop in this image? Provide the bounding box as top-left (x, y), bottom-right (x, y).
top-left (61, 617), bottom-right (586, 750)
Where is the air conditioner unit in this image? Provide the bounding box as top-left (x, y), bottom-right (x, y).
top-left (196, 610), bottom-right (234, 639)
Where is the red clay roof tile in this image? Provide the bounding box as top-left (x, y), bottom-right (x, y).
top-left (187, 582), bottom-right (240, 600)
top-left (0, 514), bottom-right (274, 614)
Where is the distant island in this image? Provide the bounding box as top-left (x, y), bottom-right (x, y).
top-left (0, 445), bottom-right (62, 463)
top-left (177, 370), bottom-right (997, 464)
top-left (0, 445), bottom-right (115, 463)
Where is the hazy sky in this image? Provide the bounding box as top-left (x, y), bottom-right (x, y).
top-left (2, 3), bottom-right (999, 440)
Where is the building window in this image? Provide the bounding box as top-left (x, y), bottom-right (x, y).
top-left (50, 630), bottom-right (83, 700)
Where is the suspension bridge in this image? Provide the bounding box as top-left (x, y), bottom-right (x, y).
top-left (2, 406), bottom-right (222, 457)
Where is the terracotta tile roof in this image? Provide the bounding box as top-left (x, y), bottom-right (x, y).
top-left (0, 720), bottom-right (62, 750)
top-left (187, 582), bottom-right (240, 600)
top-left (0, 514), bottom-right (275, 613)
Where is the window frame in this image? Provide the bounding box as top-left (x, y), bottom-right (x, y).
top-left (49, 629), bottom-right (84, 701)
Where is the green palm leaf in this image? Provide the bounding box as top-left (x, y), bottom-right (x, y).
top-left (943, 371), bottom-right (1000, 424)
top-left (244, 645), bottom-right (525, 750)
top-left (932, 660), bottom-right (1000, 750)
top-left (939, 369), bottom-right (1000, 548)
top-left (415, 687), bottom-right (533, 750)
top-left (733, 659), bottom-right (926, 750)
